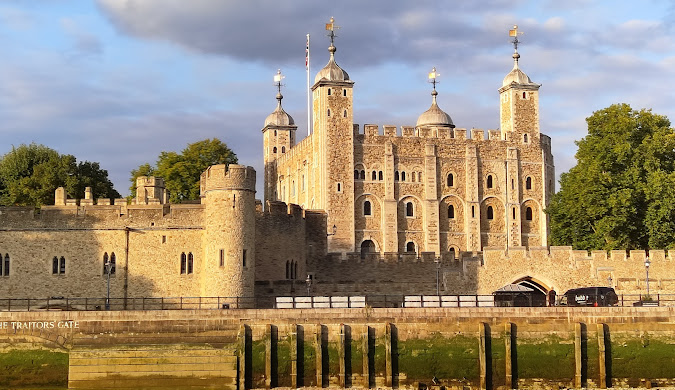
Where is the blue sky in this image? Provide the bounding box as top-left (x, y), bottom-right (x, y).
top-left (0, 1), bottom-right (674, 197)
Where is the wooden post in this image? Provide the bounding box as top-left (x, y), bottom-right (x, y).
top-left (385, 323), bottom-right (392, 388)
top-left (574, 323), bottom-right (582, 389)
top-left (291, 324), bottom-right (298, 389)
top-left (363, 326), bottom-right (370, 388)
top-left (338, 323), bottom-right (346, 388)
top-left (315, 324), bottom-right (323, 388)
top-left (505, 322), bottom-right (513, 389)
top-left (238, 324), bottom-right (249, 390)
top-left (265, 324), bottom-right (272, 389)
top-left (597, 323), bottom-right (607, 389)
top-left (479, 322), bottom-right (487, 390)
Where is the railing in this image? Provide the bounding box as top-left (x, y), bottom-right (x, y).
top-left (0, 293), bottom-right (671, 311)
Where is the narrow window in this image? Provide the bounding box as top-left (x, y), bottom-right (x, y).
top-left (379, 171), bottom-right (383, 180)
top-left (447, 173), bottom-right (454, 187)
top-left (406, 202), bottom-right (414, 217)
top-left (360, 170), bottom-right (365, 180)
top-left (418, 172), bottom-right (423, 181)
top-left (448, 205), bottom-right (455, 219)
top-left (162, 235), bottom-right (167, 243)
top-left (327, 88), bottom-right (332, 96)
top-left (302, 175), bottom-right (305, 191)
top-left (522, 91), bottom-right (526, 99)
top-left (243, 249), bottom-right (247, 267)
top-left (281, 146), bottom-right (285, 153)
top-left (343, 89), bottom-right (347, 96)
top-left (110, 253), bottom-right (116, 275)
top-left (273, 146), bottom-right (277, 154)
top-left (2, 254), bottom-right (8, 276)
top-left (487, 175), bottom-right (493, 189)
top-left (220, 249), bottom-right (225, 267)
top-left (372, 171), bottom-right (377, 180)
top-left (487, 206), bottom-right (494, 220)
top-left (364, 200), bottom-right (372, 216)
top-left (286, 261), bottom-right (290, 279)
top-left (180, 253), bottom-right (187, 274)
top-left (406, 242), bottom-right (416, 253)
top-left (274, 130), bottom-right (277, 136)
top-left (343, 110), bottom-right (347, 118)
top-left (395, 171), bottom-right (399, 181)
top-left (52, 257), bottom-right (58, 275)
top-left (526, 207), bottom-right (533, 221)
top-left (103, 252), bottom-right (109, 274)
top-left (337, 183), bottom-right (341, 192)
top-left (513, 207), bottom-right (516, 219)
top-left (293, 261), bottom-right (297, 279)
top-left (511, 178), bottom-right (514, 190)
top-left (354, 170), bottom-right (359, 179)
top-left (449, 248), bottom-right (456, 260)
top-left (0, 254), bottom-right (3, 276)
top-left (327, 109), bottom-right (331, 117)
top-left (292, 181), bottom-right (295, 196)
top-left (59, 256), bottom-right (66, 274)
top-left (402, 171), bottom-right (406, 181)
top-left (187, 253), bottom-right (194, 274)
top-left (524, 133), bottom-right (528, 143)
top-left (526, 177), bottom-right (532, 190)
top-left (411, 172), bottom-right (416, 182)
top-left (471, 206), bottom-right (475, 218)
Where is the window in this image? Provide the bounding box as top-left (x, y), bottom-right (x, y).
top-left (286, 261), bottom-right (290, 279)
top-left (513, 207), bottom-right (516, 219)
top-left (103, 252), bottom-right (116, 275)
top-left (522, 91), bottom-right (526, 99)
top-left (53, 256), bottom-right (66, 275)
top-left (406, 242), bottom-right (416, 253)
top-left (448, 205), bottom-right (455, 219)
top-left (327, 88), bottom-right (332, 96)
top-left (379, 171), bottom-right (383, 180)
top-left (343, 110), bottom-right (347, 118)
top-left (187, 253), bottom-right (194, 274)
top-left (401, 172), bottom-right (406, 181)
top-left (471, 206), bottom-right (475, 218)
top-left (526, 207), bottom-right (533, 221)
top-left (337, 183), bottom-right (341, 192)
top-left (52, 257), bottom-right (58, 275)
top-left (487, 206), bottom-right (494, 220)
top-left (273, 147), bottom-right (277, 153)
top-left (243, 249), bottom-right (247, 267)
top-left (274, 130), bottom-right (277, 136)
top-left (364, 200), bottom-right (372, 216)
top-left (343, 89), bottom-right (347, 97)
top-left (220, 249), bottom-right (225, 267)
top-left (1, 254), bottom-right (8, 276)
top-left (406, 202), bottom-right (414, 217)
top-left (162, 235), bottom-right (167, 244)
top-left (286, 260), bottom-right (296, 279)
top-left (281, 146), bottom-right (285, 153)
top-left (395, 171), bottom-right (399, 181)
top-left (360, 170), bottom-right (365, 180)
top-left (360, 240), bottom-right (376, 259)
top-left (449, 248), bottom-right (456, 260)
top-left (511, 178), bottom-right (514, 190)
top-left (411, 172), bottom-right (416, 182)
top-left (487, 175), bottom-right (493, 189)
top-left (524, 134), bottom-right (528, 143)
top-left (354, 170), bottom-right (359, 179)
top-left (447, 173), bottom-right (454, 187)
top-left (526, 177), bottom-right (532, 190)
top-left (180, 253), bottom-right (187, 274)
top-left (418, 172), bottom-right (423, 181)
top-left (372, 171), bottom-right (377, 180)
top-left (327, 109), bottom-right (331, 117)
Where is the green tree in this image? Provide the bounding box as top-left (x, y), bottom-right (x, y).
top-left (548, 103), bottom-right (675, 250)
top-left (0, 143), bottom-right (120, 207)
top-left (129, 138), bottom-right (238, 203)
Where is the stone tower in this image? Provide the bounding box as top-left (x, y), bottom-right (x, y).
top-left (311, 18), bottom-right (355, 252)
top-left (262, 70), bottom-right (297, 206)
top-left (200, 164), bottom-right (256, 307)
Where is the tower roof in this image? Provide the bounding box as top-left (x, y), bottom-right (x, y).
top-left (314, 17), bottom-right (350, 84)
top-left (265, 69), bottom-right (295, 127)
top-left (502, 25), bottom-right (538, 88)
top-left (416, 67), bottom-right (454, 128)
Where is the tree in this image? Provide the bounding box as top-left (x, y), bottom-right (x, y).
top-left (548, 103), bottom-right (675, 250)
top-left (129, 139), bottom-right (238, 203)
top-left (0, 143), bottom-right (120, 207)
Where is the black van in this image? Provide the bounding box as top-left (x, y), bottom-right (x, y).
top-left (559, 287), bottom-right (619, 307)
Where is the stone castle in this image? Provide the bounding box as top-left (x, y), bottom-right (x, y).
top-left (0, 23), bottom-right (670, 305)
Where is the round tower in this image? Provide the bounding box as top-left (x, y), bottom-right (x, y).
top-left (200, 164), bottom-right (256, 307)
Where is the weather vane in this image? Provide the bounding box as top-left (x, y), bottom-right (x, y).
top-left (509, 25), bottom-right (524, 52)
top-left (273, 69), bottom-right (285, 94)
top-left (325, 17), bottom-right (340, 46)
top-left (428, 67), bottom-right (440, 92)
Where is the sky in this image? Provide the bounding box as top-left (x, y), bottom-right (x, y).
top-left (0, 0), bottom-right (674, 197)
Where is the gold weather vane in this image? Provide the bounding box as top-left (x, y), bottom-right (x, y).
top-left (509, 25), bottom-right (524, 52)
top-left (325, 17), bottom-right (340, 46)
top-left (428, 67), bottom-right (439, 91)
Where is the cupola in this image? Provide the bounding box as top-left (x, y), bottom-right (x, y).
top-left (416, 67), bottom-right (455, 128)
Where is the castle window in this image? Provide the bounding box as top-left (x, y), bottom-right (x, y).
top-left (293, 260), bottom-right (297, 279)
top-left (526, 207), bottom-right (533, 221)
top-left (511, 178), bottom-right (514, 190)
top-left (1, 254), bottom-right (8, 276)
top-left (406, 242), bottom-right (416, 253)
top-left (162, 235), bottom-right (167, 243)
top-left (364, 200), bottom-right (372, 216)
top-left (360, 170), bottom-right (365, 180)
top-left (273, 147), bottom-right (277, 154)
top-left (487, 175), bottom-right (493, 189)
top-left (328, 88), bottom-right (332, 96)
top-left (411, 172), bottom-right (416, 182)
top-left (327, 109), bottom-right (331, 117)
top-left (418, 172), bottom-right (423, 181)
top-left (292, 181), bottom-right (295, 196)
top-left (220, 249), bottom-right (225, 267)
top-left (187, 253), bottom-right (194, 274)
top-left (449, 247), bottom-right (456, 260)
top-left (526, 177), bottom-right (532, 190)
top-left (401, 172), bottom-right (406, 181)
top-left (360, 240), bottom-right (376, 259)
top-left (448, 205), bottom-right (455, 219)
top-left (52, 257), bottom-right (58, 275)
top-left (513, 207), bottom-right (516, 219)
top-left (53, 256), bottom-right (66, 275)
top-left (406, 202), bottom-right (414, 217)
top-left (522, 92), bottom-right (526, 99)
top-left (472, 206), bottom-right (475, 218)
top-left (343, 89), bottom-right (347, 97)
top-left (274, 130), bottom-right (277, 136)
top-left (379, 171), bottom-right (383, 180)
top-left (243, 249), bottom-right (247, 268)
top-left (524, 134), bottom-right (528, 143)
top-left (281, 146), bottom-right (285, 153)
top-left (354, 170), bottom-right (359, 179)
top-left (180, 253), bottom-right (187, 274)
top-left (337, 183), bottom-right (342, 192)
top-left (487, 206), bottom-right (494, 220)
top-left (395, 171), bottom-right (399, 181)
top-left (343, 110), bottom-right (347, 118)
top-left (372, 171), bottom-right (377, 180)
top-left (447, 173), bottom-right (454, 187)
top-left (285, 261), bottom-right (290, 279)
top-left (103, 252), bottom-right (116, 275)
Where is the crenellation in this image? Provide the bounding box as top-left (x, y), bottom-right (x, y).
top-left (364, 124), bottom-right (379, 137)
top-left (401, 126), bottom-right (415, 137)
top-left (488, 129), bottom-right (501, 140)
top-left (383, 125), bottom-right (396, 136)
top-left (454, 128), bottom-right (467, 140)
top-left (470, 128), bottom-right (484, 140)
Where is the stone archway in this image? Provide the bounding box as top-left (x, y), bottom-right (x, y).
top-left (495, 277), bottom-right (551, 307)
top-left (360, 240), bottom-right (376, 259)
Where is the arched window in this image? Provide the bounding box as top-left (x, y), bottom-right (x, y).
top-left (406, 242), bottom-right (416, 253)
top-left (354, 170), bottom-right (360, 179)
top-left (327, 109), bottom-right (331, 117)
top-left (274, 130), bottom-right (277, 136)
top-left (343, 89), bottom-right (347, 97)
top-left (327, 88), bottom-right (332, 96)
top-left (411, 172), bottom-right (416, 182)
top-left (522, 91), bottom-right (526, 99)
top-left (180, 253), bottom-right (187, 274)
top-left (526, 207), bottom-right (533, 221)
top-left (406, 202), bottom-right (414, 217)
top-left (364, 200), bottom-right (372, 216)
top-left (448, 205), bottom-right (455, 219)
top-left (524, 133), bottom-right (528, 143)
top-left (2, 254), bottom-right (8, 276)
top-left (52, 256), bottom-right (59, 275)
top-left (401, 172), bottom-right (406, 181)
top-left (293, 261), bottom-right (298, 280)
top-left (418, 172), bottom-right (423, 181)
top-left (281, 146), bottom-right (286, 153)
top-left (110, 253), bottom-right (116, 275)
top-left (449, 247), bottom-right (456, 260)
top-left (487, 175), bottom-right (493, 189)
top-left (395, 171), bottom-right (399, 181)
top-left (513, 207), bottom-right (516, 219)
top-left (343, 110), bottom-right (347, 118)
top-left (487, 206), bottom-right (494, 220)
top-left (360, 170), bottom-right (365, 180)
top-left (447, 173), bottom-right (454, 187)
top-left (273, 146), bottom-right (277, 153)
top-left (187, 253), bottom-right (194, 274)
top-left (103, 252), bottom-right (108, 274)
top-left (372, 171), bottom-right (377, 180)
top-left (379, 171), bottom-right (383, 180)
top-left (526, 177), bottom-right (532, 190)
top-left (59, 256), bottom-right (66, 274)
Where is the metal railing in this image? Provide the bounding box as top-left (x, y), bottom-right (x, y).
top-left (0, 293), bottom-right (671, 311)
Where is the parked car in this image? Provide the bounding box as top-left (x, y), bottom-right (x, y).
top-left (558, 287), bottom-right (618, 307)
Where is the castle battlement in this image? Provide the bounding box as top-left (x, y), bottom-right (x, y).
top-left (200, 164), bottom-right (255, 194)
top-left (353, 123), bottom-right (529, 143)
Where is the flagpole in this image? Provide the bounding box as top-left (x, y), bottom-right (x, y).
top-left (306, 33), bottom-right (311, 136)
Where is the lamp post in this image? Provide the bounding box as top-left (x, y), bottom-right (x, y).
top-left (104, 261), bottom-right (113, 310)
top-left (645, 256), bottom-right (651, 298)
top-left (435, 258), bottom-right (441, 296)
top-left (306, 274), bottom-right (313, 296)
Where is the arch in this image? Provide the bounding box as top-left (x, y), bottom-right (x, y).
top-left (293, 261), bottom-right (298, 279)
top-left (327, 88), bottom-right (332, 96)
top-left (525, 207), bottom-right (533, 221)
top-left (360, 240), bottom-right (377, 259)
top-left (281, 146), bottom-right (286, 153)
top-left (52, 256), bottom-right (58, 274)
top-left (371, 171), bottom-right (377, 180)
top-left (327, 109), bottom-right (331, 117)
top-left (405, 241), bottom-right (416, 253)
top-left (447, 173), bottom-right (454, 187)
top-left (187, 252), bottom-right (194, 274)
top-left (274, 130), bottom-right (277, 136)
top-left (180, 253), bottom-right (187, 274)
top-left (360, 170), bottom-right (365, 180)
top-left (526, 176), bottom-right (532, 190)
top-left (448, 247), bottom-right (457, 260)
top-left (378, 171), bottom-right (383, 180)
top-left (59, 257), bottom-right (66, 274)
top-left (103, 252), bottom-right (109, 274)
top-left (363, 200), bottom-right (372, 216)
top-left (354, 170), bottom-right (359, 179)
top-left (499, 276), bottom-right (552, 307)
top-left (401, 171), bottom-right (406, 181)
top-left (411, 172), bottom-right (416, 182)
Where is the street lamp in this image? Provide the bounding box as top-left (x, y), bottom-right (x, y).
top-left (104, 261), bottom-right (113, 310)
top-left (435, 258), bottom-right (441, 296)
top-left (306, 274), bottom-right (313, 296)
top-left (645, 256), bottom-right (651, 298)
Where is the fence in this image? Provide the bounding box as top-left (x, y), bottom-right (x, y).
top-left (0, 293), bottom-right (671, 311)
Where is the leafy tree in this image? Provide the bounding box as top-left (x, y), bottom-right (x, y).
top-left (129, 139), bottom-right (238, 203)
top-left (548, 103), bottom-right (675, 250)
top-left (0, 143), bottom-right (120, 207)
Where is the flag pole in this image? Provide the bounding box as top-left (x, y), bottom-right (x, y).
top-left (306, 33), bottom-right (311, 136)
